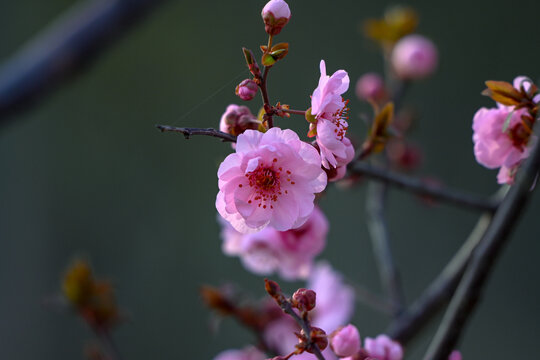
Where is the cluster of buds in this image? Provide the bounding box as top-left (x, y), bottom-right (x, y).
top-left (62, 259), bottom-right (120, 331)
top-left (264, 279), bottom-right (328, 358)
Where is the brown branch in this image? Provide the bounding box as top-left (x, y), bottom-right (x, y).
top-left (259, 66), bottom-right (274, 128)
top-left (350, 162), bottom-right (499, 213)
top-left (422, 129), bottom-right (540, 360)
top-left (155, 125), bottom-right (237, 142)
top-left (0, 0), bottom-right (168, 124)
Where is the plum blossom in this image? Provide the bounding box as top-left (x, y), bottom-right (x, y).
top-left (391, 34), bottom-right (438, 80)
top-left (219, 206), bottom-right (329, 280)
top-left (236, 79), bottom-right (259, 101)
top-left (220, 105), bottom-right (261, 136)
top-left (472, 76), bottom-right (538, 184)
top-left (213, 347), bottom-right (266, 360)
top-left (330, 324), bottom-right (361, 357)
top-left (216, 128), bottom-right (327, 233)
top-left (448, 350), bottom-right (463, 360)
top-left (263, 262), bottom-right (354, 359)
top-left (355, 73), bottom-right (387, 102)
top-left (363, 334), bottom-right (403, 360)
top-left (261, 0), bottom-right (291, 35)
top-left (310, 60), bottom-right (353, 170)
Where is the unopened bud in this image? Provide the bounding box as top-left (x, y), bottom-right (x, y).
top-left (391, 34), bottom-right (438, 80)
top-left (330, 324), bottom-right (361, 357)
top-left (219, 104), bottom-right (260, 136)
top-left (292, 288), bottom-right (316, 312)
top-left (262, 0), bottom-right (291, 35)
top-left (264, 279), bottom-right (282, 298)
top-left (448, 350), bottom-right (462, 360)
top-left (305, 326), bottom-right (328, 352)
top-left (235, 79), bottom-right (258, 101)
top-left (355, 73), bottom-right (386, 102)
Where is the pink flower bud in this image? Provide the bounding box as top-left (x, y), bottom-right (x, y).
top-left (262, 0), bottom-right (291, 35)
top-left (364, 334), bottom-right (403, 360)
top-left (292, 288), bottom-right (316, 312)
top-left (448, 350), bottom-right (462, 360)
top-left (330, 324), bottom-right (361, 357)
top-left (236, 79), bottom-right (258, 101)
top-left (219, 104), bottom-right (260, 136)
top-left (391, 35), bottom-right (438, 80)
top-left (355, 73), bottom-right (386, 102)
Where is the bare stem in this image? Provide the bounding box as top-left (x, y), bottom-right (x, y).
top-left (155, 125), bottom-right (236, 142)
top-left (366, 178), bottom-right (406, 317)
top-left (422, 129), bottom-right (540, 360)
top-left (279, 301), bottom-right (326, 360)
top-left (259, 66), bottom-right (274, 128)
top-left (350, 162), bottom-right (499, 213)
top-left (282, 109), bottom-right (307, 116)
top-left (0, 0), bottom-right (166, 124)
top-left (387, 210), bottom-right (494, 343)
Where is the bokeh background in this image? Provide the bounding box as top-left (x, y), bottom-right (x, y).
top-left (1, 0), bottom-right (539, 359)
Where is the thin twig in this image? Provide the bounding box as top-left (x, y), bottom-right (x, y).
top-left (0, 0), bottom-right (167, 124)
top-left (422, 131), bottom-right (540, 360)
top-left (366, 178), bottom-right (406, 317)
top-left (282, 108), bottom-right (306, 116)
top-left (155, 125), bottom-right (237, 142)
top-left (280, 301), bottom-right (326, 360)
top-left (350, 162), bottom-right (499, 213)
top-left (258, 66), bottom-right (275, 128)
top-left (353, 282), bottom-right (395, 315)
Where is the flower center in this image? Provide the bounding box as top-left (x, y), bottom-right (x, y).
top-left (508, 120), bottom-right (532, 150)
top-left (331, 99), bottom-right (350, 140)
top-left (242, 158), bottom-right (294, 209)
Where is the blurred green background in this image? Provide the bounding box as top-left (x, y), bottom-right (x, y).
top-left (1, 0), bottom-right (539, 359)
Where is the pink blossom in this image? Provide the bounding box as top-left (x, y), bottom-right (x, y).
top-left (310, 60), bottom-right (351, 169)
top-left (216, 128), bottom-right (327, 233)
top-left (236, 79), bottom-right (259, 101)
top-left (448, 350), bottom-right (463, 360)
top-left (262, 0), bottom-right (291, 35)
top-left (327, 136), bottom-right (355, 182)
top-left (472, 106), bottom-right (532, 184)
top-left (364, 334), bottom-right (403, 360)
top-left (220, 105), bottom-right (260, 136)
top-left (219, 206), bottom-right (328, 280)
top-left (330, 324), bottom-right (361, 357)
top-left (214, 346), bottom-right (266, 360)
top-left (355, 73), bottom-right (386, 102)
top-left (391, 35), bottom-right (438, 80)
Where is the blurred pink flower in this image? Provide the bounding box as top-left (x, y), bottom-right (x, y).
top-left (216, 128), bottom-right (327, 233)
top-left (310, 60), bottom-right (351, 169)
top-left (330, 324), bottom-right (362, 357)
top-left (214, 346), bottom-right (266, 360)
top-left (472, 105), bottom-right (533, 184)
top-left (355, 73), bottom-right (386, 102)
top-left (391, 34), bottom-right (438, 80)
top-left (219, 206), bottom-right (329, 280)
top-left (220, 104), bottom-right (260, 136)
top-left (448, 350), bottom-right (463, 360)
top-left (262, 0), bottom-right (291, 35)
top-left (364, 334), bottom-right (403, 360)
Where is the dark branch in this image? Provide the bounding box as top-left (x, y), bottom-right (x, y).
top-left (0, 0), bottom-right (167, 124)
top-left (156, 125), bottom-right (237, 142)
top-left (366, 180), bottom-right (405, 317)
top-left (387, 211), bottom-right (494, 343)
top-left (350, 162), bottom-right (499, 213)
top-left (423, 130), bottom-right (540, 360)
